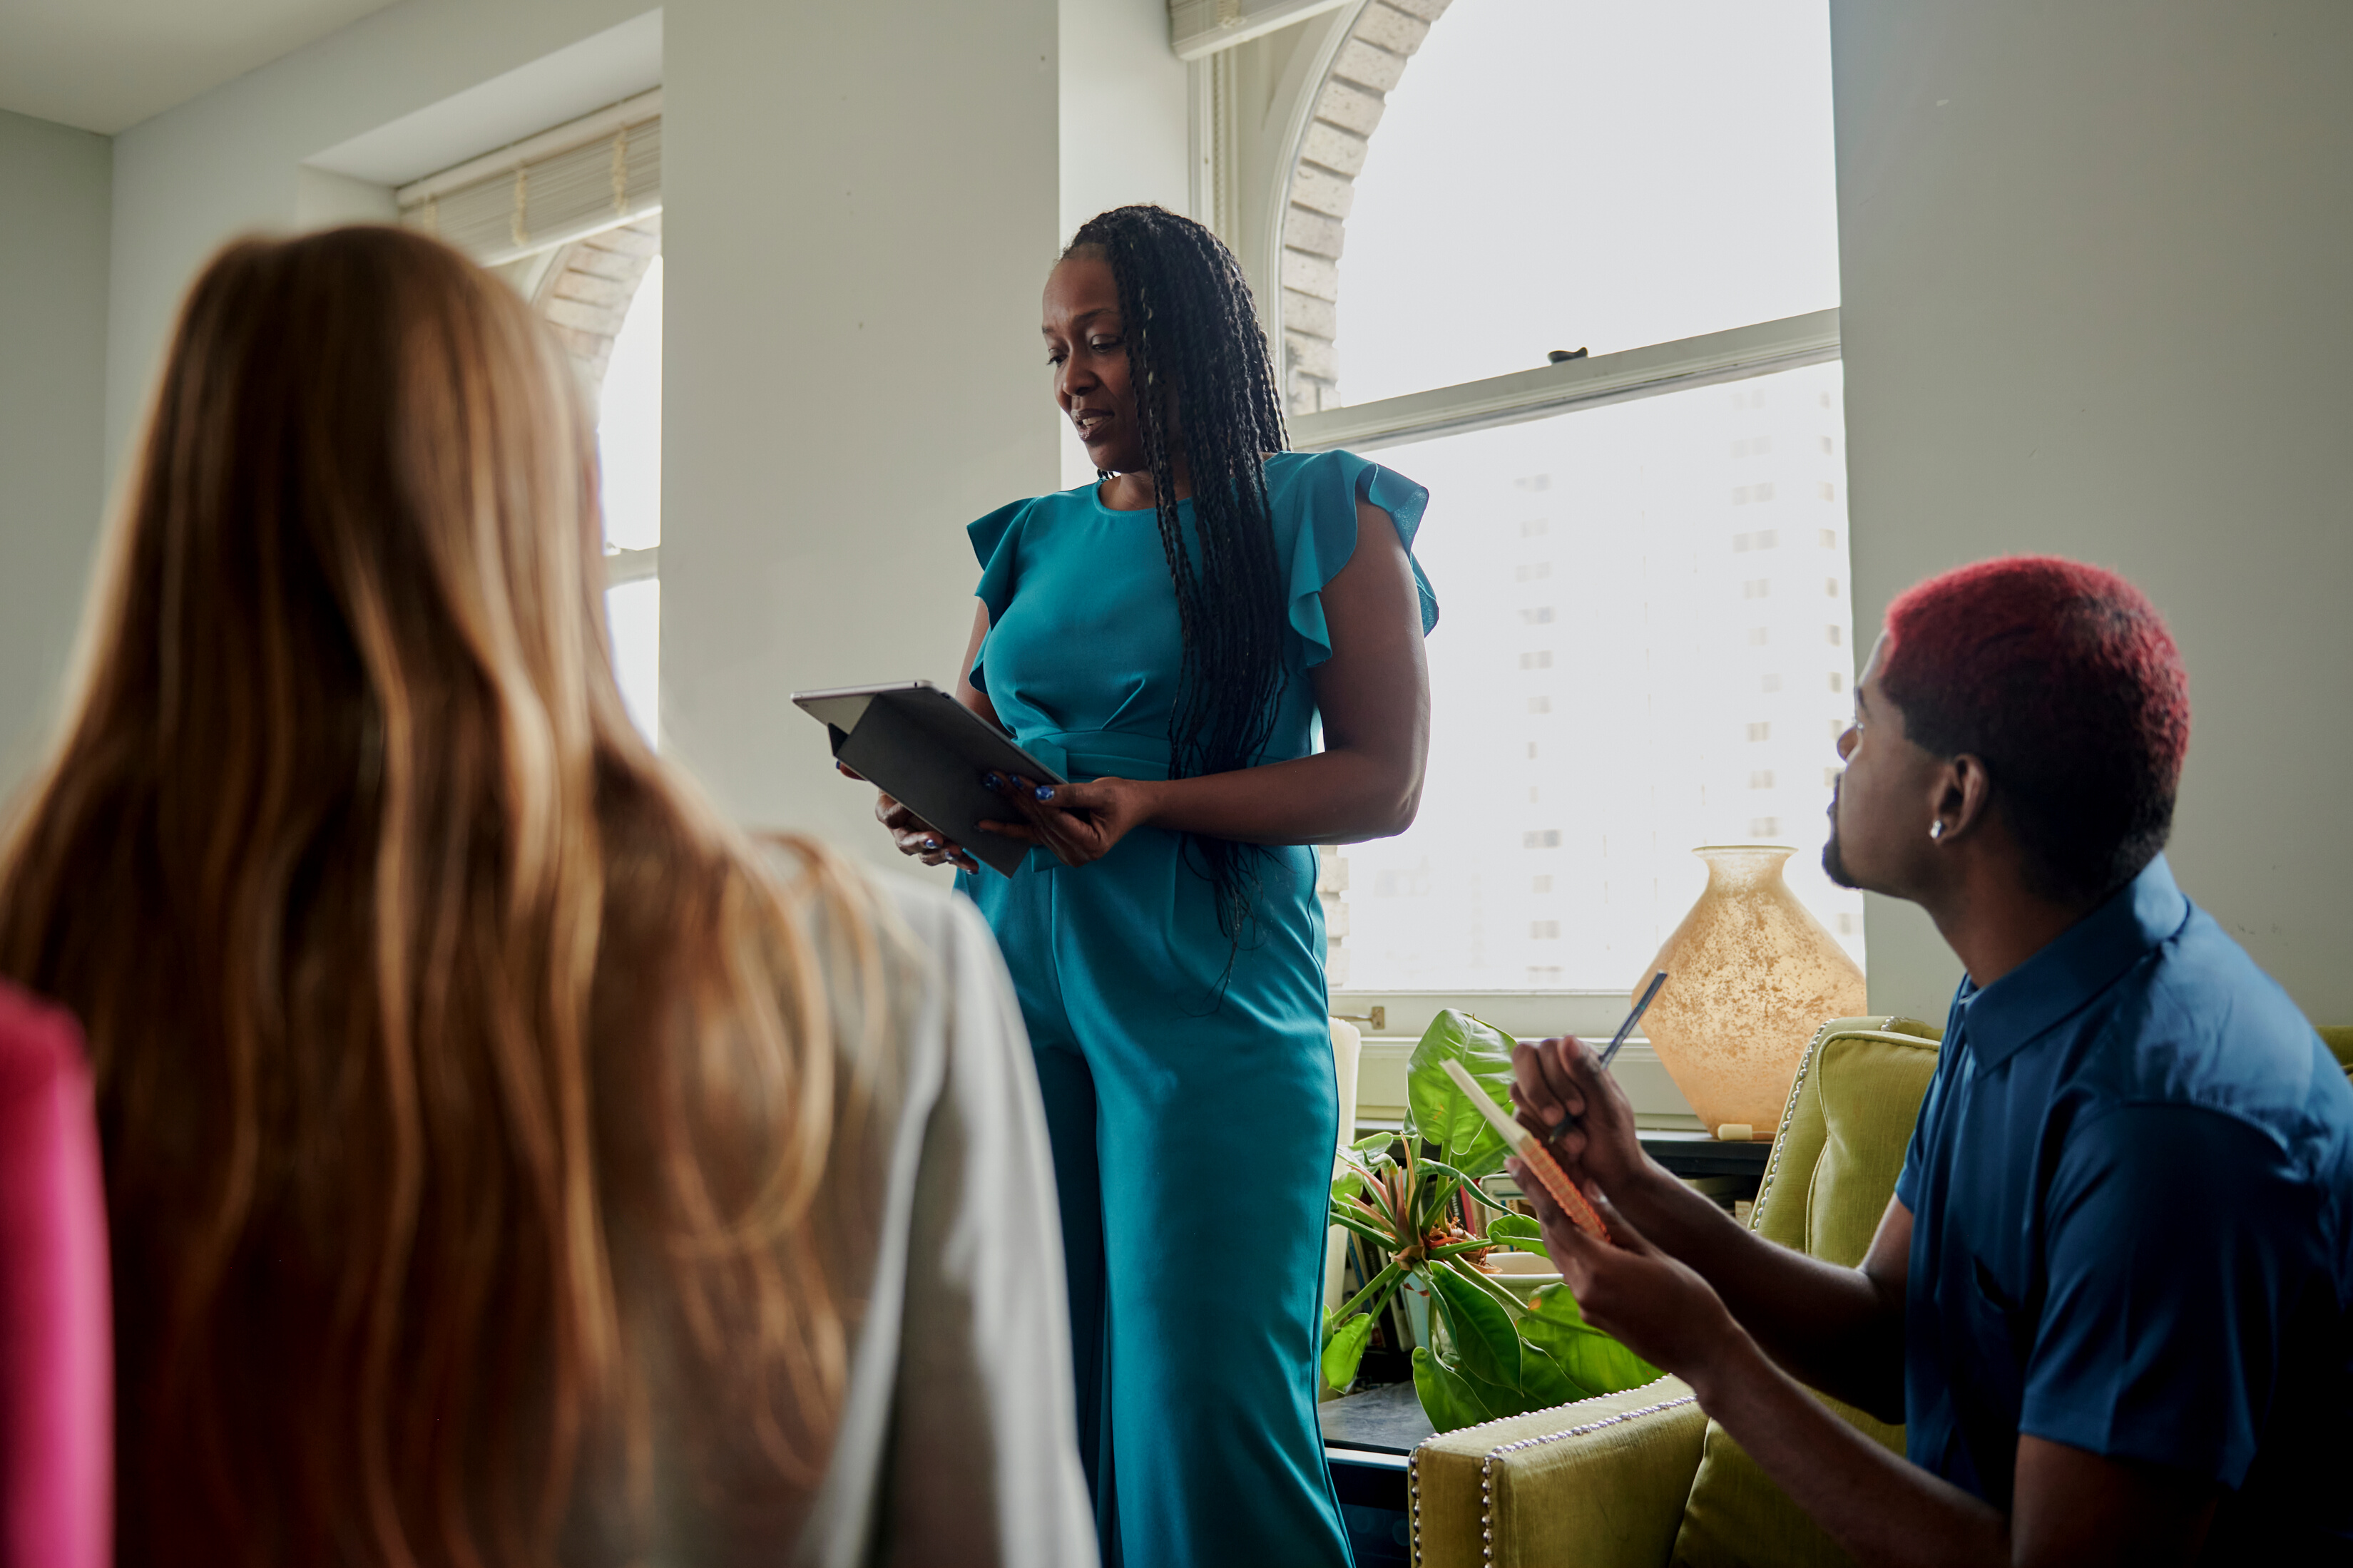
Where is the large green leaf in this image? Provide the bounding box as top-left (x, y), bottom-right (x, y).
top-left (1513, 1336), bottom-right (1591, 1410)
top-left (1404, 1010), bottom-right (1519, 1174)
top-left (1430, 1261), bottom-right (1591, 1414)
top-left (1520, 1287), bottom-right (1662, 1395)
top-left (1412, 1345), bottom-right (1504, 1433)
top-left (1322, 1311), bottom-right (1375, 1390)
top-left (1484, 1213), bottom-right (1546, 1251)
top-left (1426, 1262), bottom-right (1522, 1391)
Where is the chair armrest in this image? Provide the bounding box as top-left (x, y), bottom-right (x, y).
top-left (1408, 1378), bottom-right (1706, 1568)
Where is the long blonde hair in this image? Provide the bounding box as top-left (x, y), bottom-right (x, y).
top-left (0, 226), bottom-right (892, 1563)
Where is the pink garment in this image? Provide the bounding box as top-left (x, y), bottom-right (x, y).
top-left (0, 982), bottom-right (111, 1568)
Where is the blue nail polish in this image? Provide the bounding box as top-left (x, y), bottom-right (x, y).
top-left (1033, 785), bottom-right (1056, 802)
top-left (923, 837), bottom-right (938, 850)
top-left (984, 772), bottom-right (1004, 790)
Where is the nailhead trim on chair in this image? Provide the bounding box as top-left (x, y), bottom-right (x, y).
top-left (1750, 1019), bottom-right (1832, 1229)
top-left (1409, 1373), bottom-right (1680, 1450)
top-left (1408, 1443), bottom-right (1422, 1563)
top-left (1406, 1388), bottom-right (1701, 1566)
top-left (1750, 1016), bottom-right (1904, 1231)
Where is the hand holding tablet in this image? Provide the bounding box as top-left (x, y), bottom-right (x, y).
top-left (795, 681), bottom-right (1068, 877)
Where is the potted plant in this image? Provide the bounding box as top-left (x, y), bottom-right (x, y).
top-left (1323, 1010), bottom-right (1659, 1431)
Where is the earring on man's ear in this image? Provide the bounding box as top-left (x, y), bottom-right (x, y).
top-left (1929, 820), bottom-right (1946, 841)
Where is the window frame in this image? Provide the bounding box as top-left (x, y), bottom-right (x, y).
top-left (1287, 308), bottom-right (1839, 457)
top-left (1300, 312), bottom-right (1848, 1124)
top-left (392, 102), bottom-right (667, 618)
top-left (1180, 4), bottom-right (1856, 1124)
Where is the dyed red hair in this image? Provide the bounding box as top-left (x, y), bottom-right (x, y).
top-left (1879, 555), bottom-right (2190, 902)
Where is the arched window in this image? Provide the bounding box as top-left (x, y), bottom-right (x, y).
top-left (1269, 0), bottom-right (1858, 1023)
top-left (397, 98), bottom-right (664, 745)
top-left (509, 221), bottom-right (663, 744)
top-left (593, 247), bottom-right (662, 743)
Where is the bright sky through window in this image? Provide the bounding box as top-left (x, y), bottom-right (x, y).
top-left (600, 254), bottom-right (662, 742)
top-left (1345, 365), bottom-right (1864, 992)
top-left (1319, 0), bottom-right (1858, 993)
top-left (600, 255), bottom-right (663, 552)
top-left (1339, 0), bottom-right (1841, 404)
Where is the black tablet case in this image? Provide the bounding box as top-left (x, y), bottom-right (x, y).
top-left (792, 682), bottom-right (1068, 877)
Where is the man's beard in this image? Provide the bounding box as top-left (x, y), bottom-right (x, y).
top-left (1823, 786), bottom-right (1859, 889)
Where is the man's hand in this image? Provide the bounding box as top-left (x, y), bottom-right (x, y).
top-left (1512, 1030), bottom-right (1912, 1421)
top-left (1510, 1159), bottom-right (1743, 1378)
top-left (1510, 1032), bottom-right (1648, 1194)
top-left (979, 773), bottom-right (1159, 868)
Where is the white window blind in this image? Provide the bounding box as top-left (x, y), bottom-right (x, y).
top-left (397, 90), bottom-right (661, 267)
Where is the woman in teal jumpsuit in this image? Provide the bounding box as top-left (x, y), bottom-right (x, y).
top-left (864, 207), bottom-right (1436, 1567)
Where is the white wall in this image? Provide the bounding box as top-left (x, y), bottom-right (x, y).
top-left (0, 108), bottom-right (111, 782)
top-left (1053, 0), bottom-right (1193, 488)
top-left (1832, 0), bottom-right (2353, 1024)
top-left (1060, 0), bottom-right (1190, 242)
top-left (658, 0), bottom-right (1061, 876)
top-left (293, 165), bottom-right (398, 227)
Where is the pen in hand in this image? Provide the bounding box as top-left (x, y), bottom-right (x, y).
top-left (1597, 970), bottom-right (1669, 1072)
top-left (1531, 970), bottom-right (1668, 1147)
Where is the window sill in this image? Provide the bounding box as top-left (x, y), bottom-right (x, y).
top-left (1332, 990), bottom-right (1648, 1042)
top-left (1348, 1033), bottom-right (1698, 1129)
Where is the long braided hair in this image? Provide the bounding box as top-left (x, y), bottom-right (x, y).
top-left (1066, 205), bottom-right (1290, 938)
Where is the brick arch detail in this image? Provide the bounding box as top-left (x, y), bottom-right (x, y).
top-left (527, 214), bottom-right (662, 397)
top-left (1278, 0), bottom-right (1454, 416)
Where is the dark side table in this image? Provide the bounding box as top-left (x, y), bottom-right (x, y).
top-left (1320, 1380), bottom-right (1431, 1568)
top-left (1639, 1127), bottom-right (1772, 1179)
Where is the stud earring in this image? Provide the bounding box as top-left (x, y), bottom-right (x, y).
top-left (1929, 821), bottom-right (1946, 840)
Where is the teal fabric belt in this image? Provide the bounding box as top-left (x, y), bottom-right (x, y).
top-left (1021, 728), bottom-right (1173, 784)
top-left (1014, 730), bottom-right (1173, 876)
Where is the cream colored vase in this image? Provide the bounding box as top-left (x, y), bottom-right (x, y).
top-left (1639, 846), bottom-right (1867, 1135)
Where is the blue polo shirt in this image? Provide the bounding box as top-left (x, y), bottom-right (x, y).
top-left (1893, 855), bottom-right (2353, 1556)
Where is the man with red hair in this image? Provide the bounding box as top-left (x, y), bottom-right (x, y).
top-left (1513, 557), bottom-right (2352, 1564)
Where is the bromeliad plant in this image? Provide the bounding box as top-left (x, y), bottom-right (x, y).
top-left (1323, 1010), bottom-right (1660, 1432)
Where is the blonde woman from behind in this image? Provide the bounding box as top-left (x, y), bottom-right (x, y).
top-left (0, 225), bottom-right (1095, 1568)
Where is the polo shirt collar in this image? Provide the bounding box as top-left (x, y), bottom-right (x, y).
top-left (1953, 855), bottom-right (2192, 1067)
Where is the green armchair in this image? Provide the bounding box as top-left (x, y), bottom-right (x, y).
top-left (2322, 1025), bottom-right (2353, 1079)
top-left (1407, 1016), bottom-right (1944, 1568)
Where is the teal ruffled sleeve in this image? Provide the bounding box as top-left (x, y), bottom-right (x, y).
top-left (966, 496), bottom-right (1035, 695)
top-left (968, 497), bottom-right (1032, 624)
top-left (1282, 449), bottom-right (1439, 669)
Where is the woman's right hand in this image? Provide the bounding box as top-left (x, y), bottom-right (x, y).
top-left (837, 761), bottom-right (978, 873)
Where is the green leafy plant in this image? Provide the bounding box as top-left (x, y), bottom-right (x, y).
top-left (1323, 1010), bottom-right (1660, 1430)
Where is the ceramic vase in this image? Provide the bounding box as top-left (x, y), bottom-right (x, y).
top-left (1638, 845), bottom-right (1866, 1137)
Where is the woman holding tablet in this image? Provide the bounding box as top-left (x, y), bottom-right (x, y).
top-left (857, 205), bottom-right (1436, 1567)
